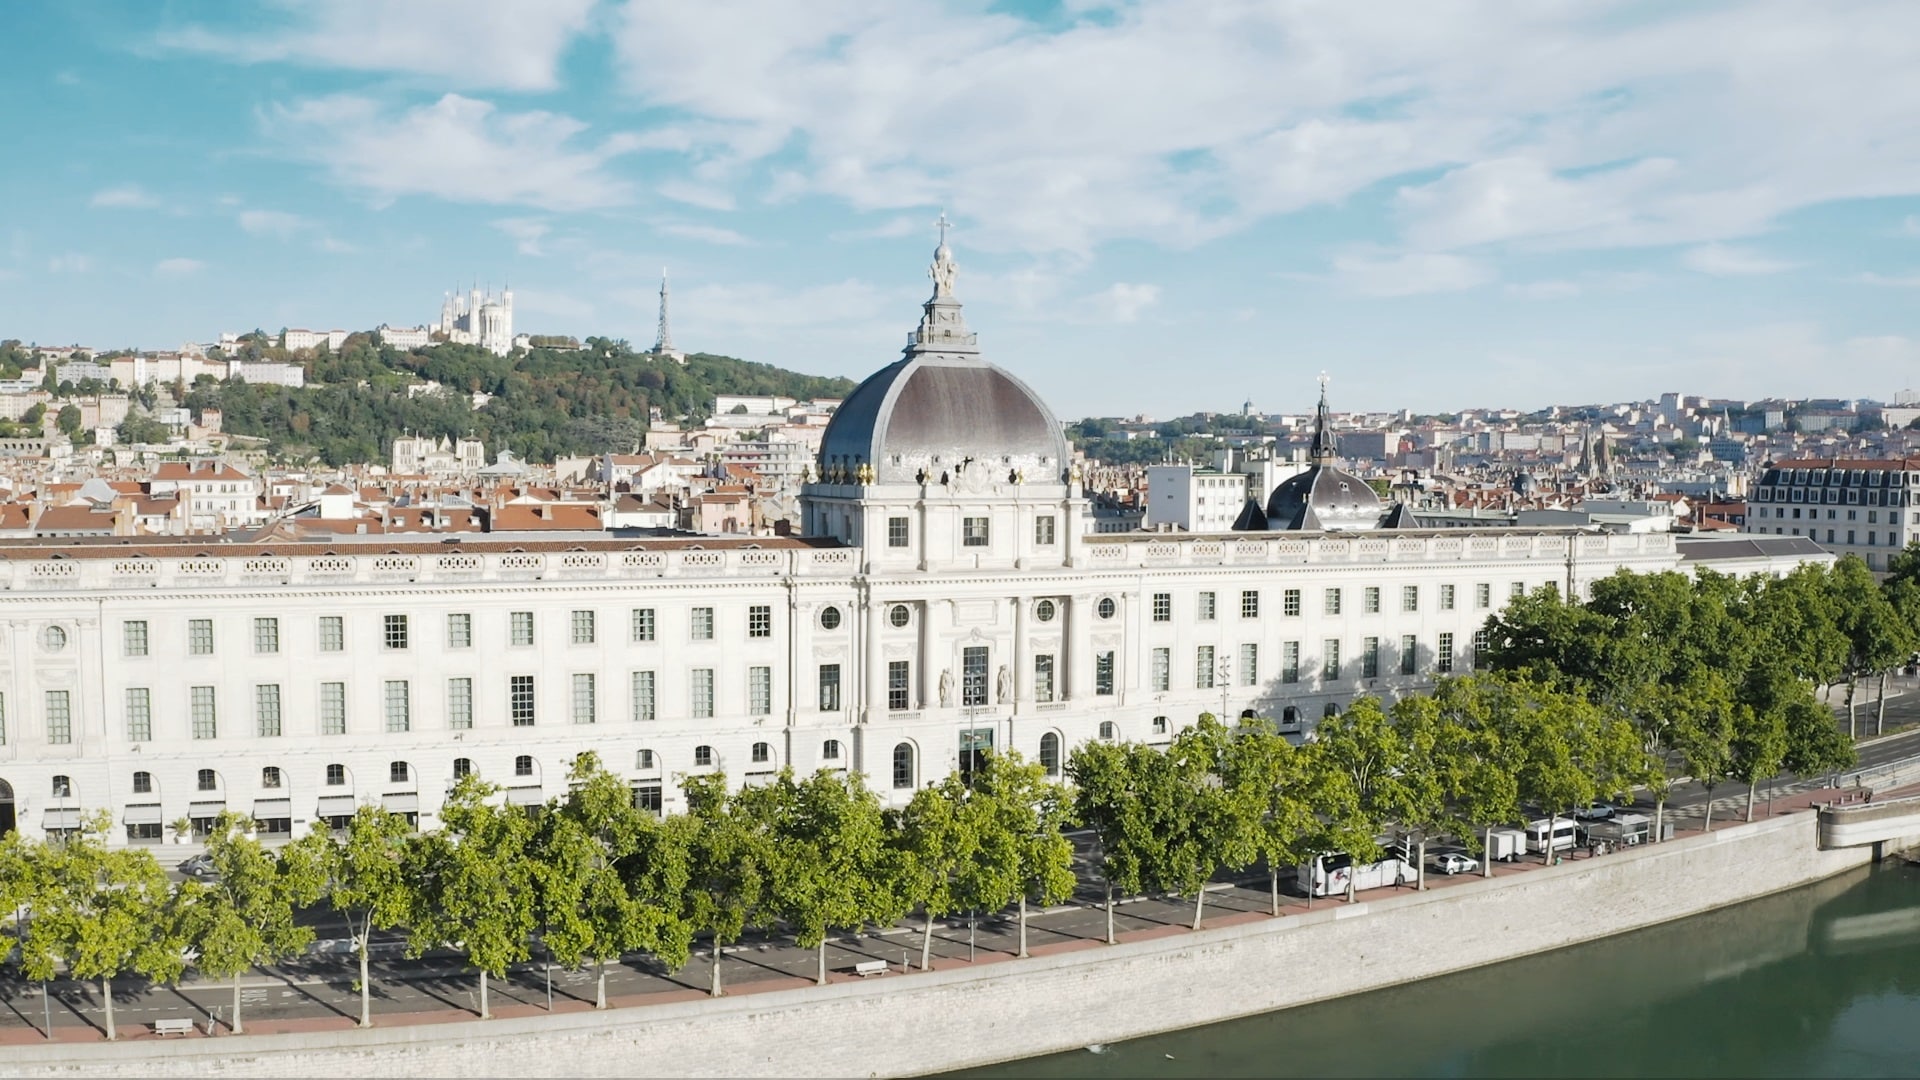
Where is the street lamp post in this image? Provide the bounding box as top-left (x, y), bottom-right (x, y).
top-left (1218, 658), bottom-right (1232, 721)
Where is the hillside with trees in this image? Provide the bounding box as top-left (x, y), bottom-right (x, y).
top-left (175, 335), bottom-right (857, 466)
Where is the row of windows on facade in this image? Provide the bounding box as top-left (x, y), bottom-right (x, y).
top-left (1752, 484), bottom-right (1912, 506)
top-left (1147, 582), bottom-right (1527, 622)
top-left (885, 514), bottom-right (1057, 548)
top-left (0, 629), bottom-right (1486, 749)
top-left (1753, 505), bottom-right (1912, 524)
top-left (1760, 468), bottom-right (1920, 488)
top-left (1755, 525), bottom-right (1903, 547)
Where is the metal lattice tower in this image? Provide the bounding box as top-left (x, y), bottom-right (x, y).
top-left (654, 269), bottom-right (676, 354)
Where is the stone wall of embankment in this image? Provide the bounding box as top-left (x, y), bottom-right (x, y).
top-left (0, 810), bottom-right (1877, 1079)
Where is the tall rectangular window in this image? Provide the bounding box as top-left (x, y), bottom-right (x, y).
top-left (45, 690), bottom-right (71, 745)
top-left (1198, 592), bottom-right (1217, 620)
top-left (819, 663), bottom-right (842, 711)
top-left (511, 611), bottom-right (534, 647)
top-left (191, 685), bottom-right (217, 739)
top-left (691, 669), bottom-right (714, 718)
top-left (1239, 643), bottom-right (1258, 686)
top-left (1402, 585), bottom-right (1419, 613)
top-left (123, 620), bottom-right (149, 657)
top-left (1035, 654), bottom-right (1056, 703)
top-left (571, 610), bottom-right (597, 645)
top-left (1152, 593), bottom-right (1172, 621)
top-left (1035, 515), bottom-right (1056, 545)
top-left (887, 657), bottom-right (910, 707)
top-left (1196, 645), bottom-right (1216, 689)
top-left (254, 617), bottom-right (280, 654)
top-left (510, 674), bottom-right (536, 726)
top-left (1439, 584), bottom-right (1456, 611)
top-left (572, 673), bottom-right (597, 724)
top-left (1282, 642), bottom-right (1300, 683)
top-left (691, 607), bottom-right (714, 641)
top-left (1437, 632), bottom-right (1455, 674)
top-left (888, 516), bottom-right (910, 547)
top-left (1362, 637), bottom-right (1380, 678)
top-left (125, 688), bottom-right (152, 742)
top-left (631, 608), bottom-right (656, 643)
top-left (1324, 589), bottom-right (1342, 616)
top-left (631, 671), bottom-right (657, 722)
top-left (888, 660), bottom-right (910, 711)
top-left (749, 666), bottom-right (772, 715)
top-left (1281, 589), bottom-right (1299, 616)
top-left (1095, 651), bottom-right (1115, 696)
top-left (1510, 582), bottom-right (1526, 599)
top-left (447, 677), bottom-right (473, 729)
top-left (384, 614), bottom-right (409, 651)
top-left (319, 615), bottom-right (344, 652)
top-left (963, 517), bottom-right (990, 546)
top-left (256, 683), bottom-right (283, 737)
top-left (188, 618), bottom-right (214, 655)
top-left (447, 612), bottom-right (472, 649)
top-left (1151, 647), bottom-right (1171, 692)
top-left (0, 693), bottom-right (6, 746)
top-left (384, 680), bottom-right (411, 732)
top-left (1476, 583), bottom-right (1492, 609)
top-left (1364, 587), bottom-right (1381, 614)
top-left (1244, 590), bottom-right (1263, 618)
top-left (748, 605), bottom-right (772, 639)
top-left (1400, 635), bottom-right (1418, 675)
top-left (1322, 640), bottom-right (1341, 680)
top-left (1473, 628), bottom-right (1491, 668)
top-left (320, 682), bottom-right (345, 735)
top-left (962, 646), bottom-right (989, 706)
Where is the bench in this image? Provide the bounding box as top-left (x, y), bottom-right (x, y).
top-left (152, 1018), bottom-right (197, 1037)
top-left (852, 959), bottom-right (889, 978)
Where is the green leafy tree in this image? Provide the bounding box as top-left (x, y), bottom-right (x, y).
top-left (966, 751), bottom-right (1076, 955)
top-left (1673, 682), bottom-right (1738, 832)
top-left (1510, 686), bottom-right (1600, 862)
top-left (680, 773), bottom-right (774, 997)
top-left (758, 768), bottom-right (902, 985)
top-left (408, 775), bottom-right (538, 1019)
top-left (1156, 716), bottom-right (1263, 929)
top-left (21, 813), bottom-right (188, 1040)
top-left (0, 831), bottom-right (46, 990)
top-left (1424, 676), bottom-right (1526, 872)
top-left (327, 804), bottom-right (417, 1028)
top-left (1831, 556), bottom-right (1906, 737)
top-left (894, 773), bottom-right (976, 969)
top-left (1222, 720), bottom-right (1322, 914)
top-left (178, 813), bottom-right (329, 1033)
top-left (1781, 686), bottom-right (1857, 783)
top-left (1067, 739), bottom-right (1164, 942)
top-left (1312, 698), bottom-right (1410, 894)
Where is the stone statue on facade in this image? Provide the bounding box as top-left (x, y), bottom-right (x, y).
top-left (996, 664), bottom-right (1012, 705)
top-left (938, 668), bottom-right (955, 708)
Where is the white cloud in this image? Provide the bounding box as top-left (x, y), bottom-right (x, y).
top-left (1506, 280), bottom-right (1582, 299)
top-left (154, 257), bottom-right (205, 278)
top-left (158, 0), bottom-right (595, 92)
top-left (90, 185), bottom-right (160, 210)
top-left (1329, 251), bottom-right (1493, 297)
top-left (494, 218), bottom-right (551, 256)
top-left (662, 279), bottom-right (896, 346)
top-left (262, 94), bottom-right (639, 212)
top-left (658, 223), bottom-right (752, 247)
top-left (1680, 243), bottom-right (1796, 276)
top-left (47, 253), bottom-right (91, 274)
top-left (1094, 282), bottom-right (1161, 323)
top-left (656, 180), bottom-right (736, 212)
top-left (238, 209), bottom-right (308, 239)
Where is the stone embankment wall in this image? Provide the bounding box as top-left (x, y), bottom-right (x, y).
top-left (2, 811), bottom-right (1885, 1079)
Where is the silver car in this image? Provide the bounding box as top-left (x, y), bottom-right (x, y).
top-left (1431, 852), bottom-right (1479, 876)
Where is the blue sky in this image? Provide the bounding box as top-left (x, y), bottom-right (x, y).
top-left (5, 1), bottom-right (1920, 417)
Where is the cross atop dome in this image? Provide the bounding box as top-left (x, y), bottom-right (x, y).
top-left (909, 213), bottom-right (977, 355)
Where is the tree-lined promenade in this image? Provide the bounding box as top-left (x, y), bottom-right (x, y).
top-left (3, 557), bottom-right (1906, 1042)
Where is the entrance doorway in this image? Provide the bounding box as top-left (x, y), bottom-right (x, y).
top-left (959, 728), bottom-right (994, 785)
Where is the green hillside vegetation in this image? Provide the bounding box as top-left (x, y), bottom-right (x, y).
top-left (170, 335), bottom-right (856, 466)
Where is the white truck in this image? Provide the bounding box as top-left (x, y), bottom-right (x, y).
top-left (1298, 850), bottom-right (1416, 899)
top-left (1485, 827), bottom-right (1528, 863)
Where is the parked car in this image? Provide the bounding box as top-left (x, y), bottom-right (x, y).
top-left (1431, 852), bottom-right (1479, 876)
top-left (177, 854), bottom-right (218, 880)
top-left (1572, 803), bottom-right (1616, 822)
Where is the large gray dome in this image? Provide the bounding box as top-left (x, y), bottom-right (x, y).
top-left (1264, 464), bottom-right (1383, 530)
top-left (818, 354), bottom-right (1069, 485)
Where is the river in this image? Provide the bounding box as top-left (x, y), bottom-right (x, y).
top-left (954, 860), bottom-right (1920, 1078)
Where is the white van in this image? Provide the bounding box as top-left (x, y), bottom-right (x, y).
top-left (1526, 817), bottom-right (1578, 854)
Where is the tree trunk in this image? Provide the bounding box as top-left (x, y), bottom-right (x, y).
top-left (1345, 869), bottom-right (1357, 904)
top-left (358, 936), bottom-right (373, 1028)
top-left (1483, 827), bottom-right (1494, 877)
top-left (709, 943), bottom-right (723, 997)
top-left (1847, 680), bottom-right (1858, 739)
top-left (1417, 837), bottom-right (1428, 891)
top-left (1270, 867), bottom-right (1281, 917)
top-left (1746, 781), bottom-right (1758, 822)
top-left (102, 976), bottom-right (115, 1041)
top-left (1018, 894), bottom-right (1029, 958)
top-left (1878, 670), bottom-right (1890, 735)
top-left (479, 968), bottom-right (490, 1020)
top-left (1543, 814), bottom-right (1555, 865)
top-left (596, 957), bottom-right (608, 1010)
top-left (1104, 880), bottom-right (1116, 945)
top-left (1654, 800), bottom-right (1665, 844)
top-left (232, 970), bottom-right (244, 1034)
top-left (817, 939), bottom-right (829, 986)
top-left (1191, 884), bottom-right (1206, 931)
top-left (1702, 793), bottom-right (1715, 832)
top-left (921, 912), bottom-right (934, 971)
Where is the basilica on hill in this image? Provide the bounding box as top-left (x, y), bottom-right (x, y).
top-left (0, 229), bottom-right (1820, 845)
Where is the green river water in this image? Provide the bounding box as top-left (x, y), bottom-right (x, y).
top-left (957, 861), bottom-right (1920, 1078)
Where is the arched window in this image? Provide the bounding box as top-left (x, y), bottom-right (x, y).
top-left (1283, 705), bottom-right (1301, 725)
top-left (453, 758), bottom-right (473, 779)
top-left (694, 745), bottom-right (714, 767)
top-left (1153, 716), bottom-right (1170, 735)
top-left (1323, 702), bottom-right (1339, 718)
top-left (389, 761), bottom-right (410, 784)
top-left (1098, 720), bottom-right (1117, 741)
top-left (196, 768), bottom-right (218, 792)
top-left (325, 763), bottom-right (346, 787)
top-left (891, 742), bottom-right (915, 790)
top-left (822, 739), bottom-right (842, 761)
top-left (751, 742), bottom-right (772, 765)
top-left (514, 755), bottom-right (534, 778)
top-left (1240, 708), bottom-right (1257, 720)
top-left (131, 771), bottom-right (153, 795)
top-left (261, 766), bottom-right (283, 789)
top-left (1038, 732), bottom-right (1060, 776)
top-left (51, 775), bottom-right (72, 798)
top-left (636, 749), bottom-right (656, 770)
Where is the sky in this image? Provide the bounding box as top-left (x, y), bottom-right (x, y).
top-left (4, 1), bottom-right (1920, 418)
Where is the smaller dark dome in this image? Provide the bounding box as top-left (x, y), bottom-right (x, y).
top-left (1265, 464), bottom-right (1383, 531)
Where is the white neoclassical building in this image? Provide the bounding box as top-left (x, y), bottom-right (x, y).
top-left (0, 239), bottom-right (1827, 845)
